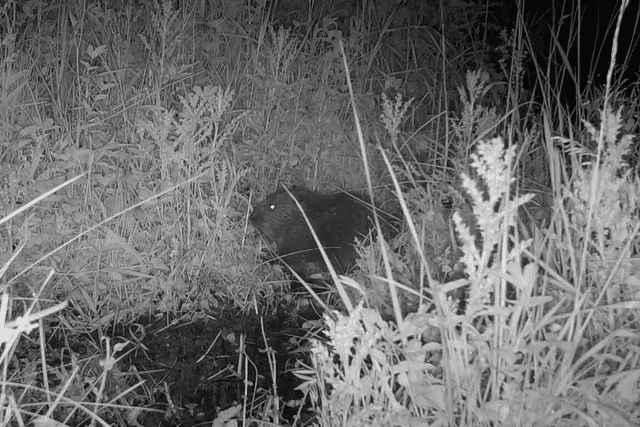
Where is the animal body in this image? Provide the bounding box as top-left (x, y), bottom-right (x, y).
top-left (250, 187), bottom-right (378, 277)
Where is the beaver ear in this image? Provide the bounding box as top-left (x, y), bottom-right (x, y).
top-left (276, 182), bottom-right (292, 194)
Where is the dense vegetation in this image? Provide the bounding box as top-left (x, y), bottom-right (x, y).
top-left (1, 0), bottom-right (639, 426)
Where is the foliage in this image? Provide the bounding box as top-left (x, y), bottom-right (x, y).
top-left (1, 0), bottom-right (640, 425)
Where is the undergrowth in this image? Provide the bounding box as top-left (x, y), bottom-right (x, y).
top-left (1, 0), bottom-right (639, 426)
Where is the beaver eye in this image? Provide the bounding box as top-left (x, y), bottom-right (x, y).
top-left (269, 204), bottom-right (275, 210)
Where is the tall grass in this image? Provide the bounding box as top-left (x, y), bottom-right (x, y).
top-left (1, 0), bottom-right (639, 425)
top-left (292, 1), bottom-right (640, 426)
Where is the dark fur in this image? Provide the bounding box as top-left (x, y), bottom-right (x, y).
top-left (250, 187), bottom-right (377, 277)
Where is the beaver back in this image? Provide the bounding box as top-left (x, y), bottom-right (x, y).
top-left (250, 187), bottom-right (376, 275)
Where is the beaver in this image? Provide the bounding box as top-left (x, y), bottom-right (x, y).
top-left (250, 187), bottom-right (381, 277)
